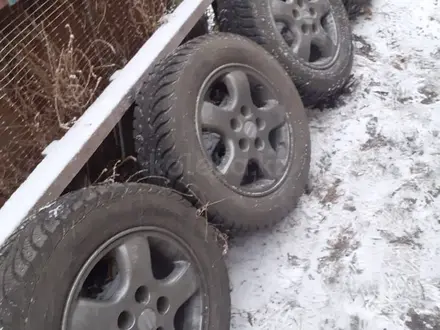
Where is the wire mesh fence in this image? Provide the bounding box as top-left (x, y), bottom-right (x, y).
top-left (0, 0), bottom-right (187, 207)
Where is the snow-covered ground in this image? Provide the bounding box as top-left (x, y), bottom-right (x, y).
top-left (228, 0), bottom-right (440, 329)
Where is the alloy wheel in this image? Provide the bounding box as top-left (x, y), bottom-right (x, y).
top-left (62, 228), bottom-right (206, 330)
top-left (271, 0), bottom-right (339, 65)
top-left (196, 64), bottom-right (293, 196)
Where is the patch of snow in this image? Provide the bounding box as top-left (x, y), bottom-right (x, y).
top-left (227, 0), bottom-right (440, 329)
top-left (48, 204), bottom-right (64, 218)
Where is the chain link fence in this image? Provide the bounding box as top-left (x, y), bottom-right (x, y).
top-left (0, 0), bottom-right (191, 207)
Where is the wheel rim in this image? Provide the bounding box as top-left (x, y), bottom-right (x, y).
top-left (270, 0), bottom-right (339, 67)
top-left (62, 227), bottom-right (206, 330)
top-left (196, 64), bottom-right (293, 196)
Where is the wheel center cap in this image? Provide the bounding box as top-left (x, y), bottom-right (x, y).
top-left (138, 308), bottom-right (157, 330)
top-left (243, 121), bottom-right (257, 139)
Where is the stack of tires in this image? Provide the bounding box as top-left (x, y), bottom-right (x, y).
top-left (0, 0), bottom-right (355, 329)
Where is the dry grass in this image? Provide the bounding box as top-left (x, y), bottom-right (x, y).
top-left (16, 23), bottom-right (111, 130)
top-left (0, 0), bottom-right (174, 207)
top-left (129, 0), bottom-right (168, 38)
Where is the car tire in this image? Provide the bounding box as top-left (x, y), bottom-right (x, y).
top-left (0, 183), bottom-right (230, 330)
top-left (216, 0), bottom-right (354, 106)
top-left (133, 33), bottom-right (311, 233)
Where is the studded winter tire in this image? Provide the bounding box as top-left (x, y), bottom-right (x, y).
top-left (0, 183), bottom-right (230, 330)
top-left (216, 0), bottom-right (354, 106)
top-left (133, 34), bottom-right (311, 233)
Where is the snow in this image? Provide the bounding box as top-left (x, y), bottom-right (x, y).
top-left (227, 0), bottom-right (440, 329)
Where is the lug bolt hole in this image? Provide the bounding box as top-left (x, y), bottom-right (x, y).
top-left (239, 138), bottom-right (249, 151)
top-left (312, 23), bottom-right (318, 33)
top-left (118, 311), bottom-right (135, 330)
top-left (255, 138), bottom-right (264, 150)
top-left (240, 106), bottom-right (252, 118)
top-left (297, 0), bottom-right (304, 7)
top-left (301, 24), bottom-right (309, 34)
top-left (256, 118), bottom-right (265, 130)
top-left (157, 296), bottom-right (170, 315)
top-left (135, 286), bottom-right (150, 304)
top-left (292, 9), bottom-right (300, 18)
top-left (230, 118), bottom-right (241, 130)
top-left (309, 8), bottom-right (316, 16)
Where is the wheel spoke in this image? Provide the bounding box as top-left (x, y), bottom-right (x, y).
top-left (223, 70), bottom-right (253, 107)
top-left (257, 100), bottom-right (286, 131)
top-left (271, 0), bottom-right (295, 23)
top-left (309, 0), bottom-right (331, 17)
top-left (313, 27), bottom-right (336, 58)
top-left (161, 261), bottom-right (200, 310)
top-left (69, 298), bottom-right (120, 330)
top-left (200, 102), bottom-right (233, 135)
top-left (255, 146), bottom-right (279, 180)
top-left (293, 33), bottom-right (312, 61)
top-left (218, 148), bottom-right (249, 187)
top-left (115, 236), bottom-right (154, 293)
